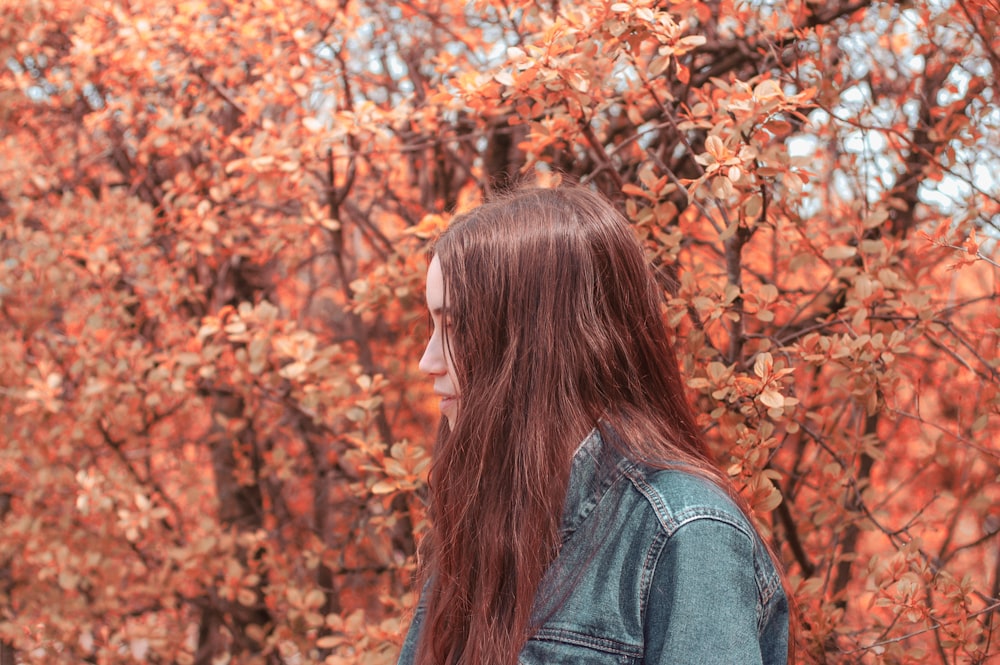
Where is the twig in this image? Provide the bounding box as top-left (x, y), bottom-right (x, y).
top-left (841, 601), bottom-right (1000, 654)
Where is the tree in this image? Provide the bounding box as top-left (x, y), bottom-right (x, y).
top-left (0, 0), bottom-right (997, 663)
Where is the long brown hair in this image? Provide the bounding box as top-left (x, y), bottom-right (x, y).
top-left (416, 186), bottom-right (769, 665)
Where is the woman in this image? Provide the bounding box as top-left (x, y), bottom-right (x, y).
top-left (399, 186), bottom-right (790, 665)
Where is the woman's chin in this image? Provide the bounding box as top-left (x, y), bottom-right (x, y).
top-left (441, 403), bottom-right (458, 428)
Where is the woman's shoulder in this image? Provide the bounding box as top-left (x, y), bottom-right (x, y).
top-left (621, 465), bottom-right (786, 600)
top-left (622, 464), bottom-right (756, 539)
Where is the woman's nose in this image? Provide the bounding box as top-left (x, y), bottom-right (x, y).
top-left (419, 332), bottom-right (445, 376)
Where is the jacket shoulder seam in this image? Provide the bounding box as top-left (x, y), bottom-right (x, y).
top-left (626, 469), bottom-right (754, 539)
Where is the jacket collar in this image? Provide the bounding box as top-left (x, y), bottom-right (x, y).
top-left (559, 427), bottom-right (635, 541)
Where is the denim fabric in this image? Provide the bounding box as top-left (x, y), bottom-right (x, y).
top-left (397, 429), bottom-right (789, 664)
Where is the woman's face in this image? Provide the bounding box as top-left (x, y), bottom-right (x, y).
top-left (419, 255), bottom-right (460, 426)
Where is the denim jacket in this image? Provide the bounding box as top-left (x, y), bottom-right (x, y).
top-left (397, 429), bottom-right (789, 664)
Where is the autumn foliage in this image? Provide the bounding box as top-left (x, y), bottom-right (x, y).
top-left (1, 0), bottom-right (998, 663)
